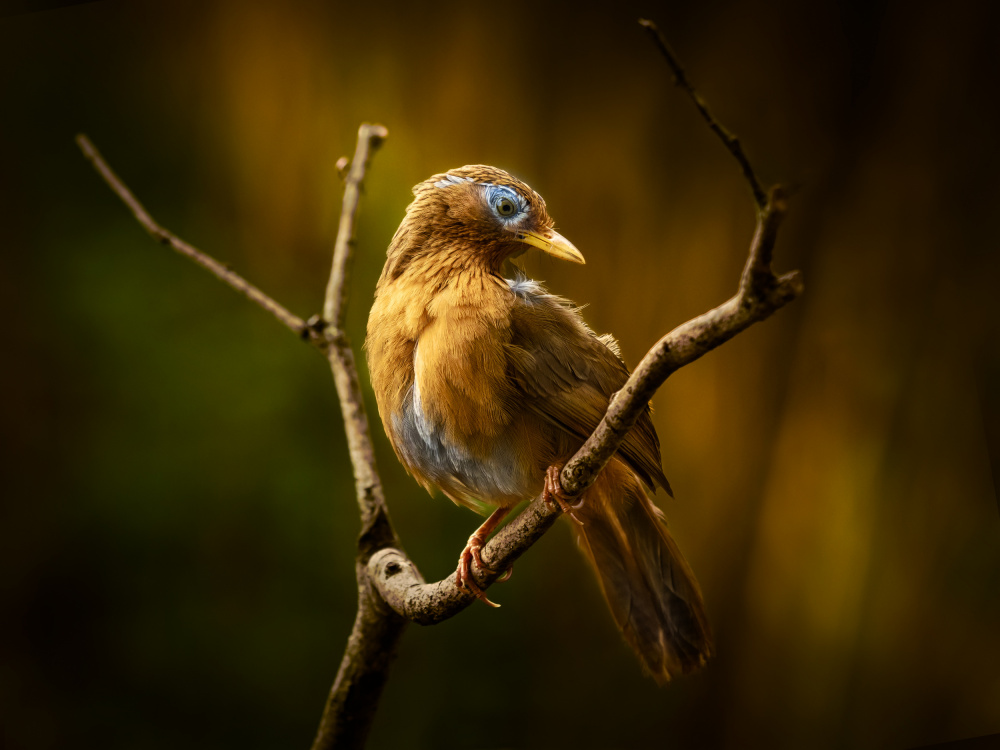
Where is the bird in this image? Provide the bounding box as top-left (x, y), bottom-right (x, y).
top-left (365, 165), bottom-right (713, 682)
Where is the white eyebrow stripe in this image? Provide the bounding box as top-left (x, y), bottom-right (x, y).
top-left (433, 174), bottom-right (474, 188)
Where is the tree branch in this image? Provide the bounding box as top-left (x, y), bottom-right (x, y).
top-left (561, 187), bottom-right (800, 496)
top-left (78, 20), bottom-right (802, 749)
top-left (318, 123), bottom-right (392, 538)
top-left (311, 124), bottom-right (403, 750)
top-left (324, 124), bottom-right (387, 332)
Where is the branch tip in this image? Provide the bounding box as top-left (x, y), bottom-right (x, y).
top-left (779, 269), bottom-right (805, 296)
top-left (76, 134), bottom-right (308, 337)
top-left (361, 122), bottom-right (389, 144)
top-left (323, 123), bottom-right (389, 330)
top-left (639, 18), bottom-right (768, 208)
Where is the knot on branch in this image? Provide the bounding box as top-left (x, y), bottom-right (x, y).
top-left (301, 314), bottom-right (329, 342)
top-left (361, 123), bottom-right (388, 151)
top-left (299, 314), bottom-right (353, 350)
top-left (738, 184), bottom-right (792, 306)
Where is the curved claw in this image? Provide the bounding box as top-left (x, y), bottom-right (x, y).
top-left (454, 506), bottom-right (515, 608)
top-left (471, 543), bottom-right (514, 584)
top-left (457, 544), bottom-right (500, 608)
top-left (470, 542), bottom-right (494, 575)
top-left (543, 464), bottom-right (585, 525)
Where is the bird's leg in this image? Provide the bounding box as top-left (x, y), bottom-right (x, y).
top-left (543, 464), bottom-right (585, 525)
top-left (456, 506), bottom-right (514, 607)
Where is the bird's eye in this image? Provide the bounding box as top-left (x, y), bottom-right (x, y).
top-left (495, 196), bottom-right (517, 217)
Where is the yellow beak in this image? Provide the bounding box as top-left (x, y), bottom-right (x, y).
top-left (516, 228), bottom-right (585, 264)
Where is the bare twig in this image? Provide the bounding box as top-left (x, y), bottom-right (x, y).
top-left (320, 123), bottom-right (391, 535)
top-left (561, 187), bottom-right (799, 495)
top-left (324, 124), bottom-right (388, 332)
top-left (740, 186), bottom-right (789, 298)
top-left (75, 135), bottom-right (308, 336)
top-left (639, 18), bottom-right (768, 208)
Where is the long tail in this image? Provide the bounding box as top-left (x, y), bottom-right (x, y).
top-left (571, 460), bottom-right (713, 683)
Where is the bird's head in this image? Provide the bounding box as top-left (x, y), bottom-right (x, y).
top-left (382, 165), bottom-right (584, 282)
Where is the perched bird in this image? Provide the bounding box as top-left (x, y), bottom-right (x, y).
top-left (365, 165), bottom-right (713, 682)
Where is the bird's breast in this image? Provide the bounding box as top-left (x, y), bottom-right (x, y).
top-left (369, 271), bottom-right (557, 511)
top-left (396, 281), bottom-right (547, 508)
top-left (391, 359), bottom-right (538, 512)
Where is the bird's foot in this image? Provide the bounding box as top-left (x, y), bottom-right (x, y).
top-left (456, 538), bottom-right (500, 608)
top-left (455, 507), bottom-right (514, 607)
top-left (543, 464), bottom-right (585, 525)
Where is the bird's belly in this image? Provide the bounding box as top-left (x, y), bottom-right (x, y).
top-left (391, 381), bottom-right (538, 512)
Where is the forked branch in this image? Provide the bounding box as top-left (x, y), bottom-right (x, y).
top-left (75, 134), bottom-right (308, 336)
top-left (77, 19), bottom-right (802, 750)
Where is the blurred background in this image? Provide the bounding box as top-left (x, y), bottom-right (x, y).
top-left (2, 0), bottom-right (998, 748)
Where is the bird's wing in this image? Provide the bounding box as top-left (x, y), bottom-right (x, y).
top-left (504, 282), bottom-right (671, 494)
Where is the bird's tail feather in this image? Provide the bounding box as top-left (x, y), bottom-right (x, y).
top-left (571, 461), bottom-right (713, 683)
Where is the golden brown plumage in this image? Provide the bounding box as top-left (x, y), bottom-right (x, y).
top-left (365, 165), bottom-right (712, 682)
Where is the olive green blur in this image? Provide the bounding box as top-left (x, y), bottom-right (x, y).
top-left (2, 1), bottom-right (997, 748)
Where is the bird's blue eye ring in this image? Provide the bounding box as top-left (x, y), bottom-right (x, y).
top-left (495, 196), bottom-right (517, 217)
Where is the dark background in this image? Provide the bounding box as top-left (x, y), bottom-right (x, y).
top-left (2, 0), bottom-right (998, 748)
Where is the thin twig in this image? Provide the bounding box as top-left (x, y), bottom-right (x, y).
top-left (561, 189), bottom-right (800, 496)
top-left (320, 121), bottom-right (393, 545)
top-left (75, 135), bottom-right (308, 336)
top-left (310, 124), bottom-right (400, 750)
top-left (318, 123), bottom-right (392, 536)
top-left (639, 18), bottom-right (768, 208)
top-left (740, 186), bottom-right (788, 300)
top-left (324, 123), bottom-right (388, 331)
